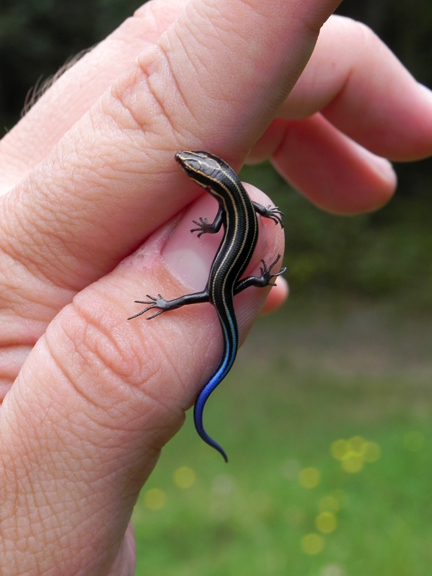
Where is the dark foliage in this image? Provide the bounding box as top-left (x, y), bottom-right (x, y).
top-left (0, 0), bottom-right (143, 128)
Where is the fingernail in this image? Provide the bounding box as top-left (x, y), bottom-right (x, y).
top-left (162, 185), bottom-right (273, 291)
top-left (418, 83), bottom-right (432, 104)
top-left (368, 155), bottom-right (396, 185)
top-left (356, 145), bottom-right (396, 185)
top-left (162, 195), bottom-right (223, 290)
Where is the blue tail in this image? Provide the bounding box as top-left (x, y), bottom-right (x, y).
top-left (194, 379), bottom-right (229, 463)
top-left (193, 337), bottom-right (236, 463)
top-left (193, 296), bottom-right (239, 462)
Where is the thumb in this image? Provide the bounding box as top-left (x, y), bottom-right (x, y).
top-left (0, 183), bottom-right (284, 574)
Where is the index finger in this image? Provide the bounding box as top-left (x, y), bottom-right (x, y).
top-left (1, 0), bottom-right (342, 291)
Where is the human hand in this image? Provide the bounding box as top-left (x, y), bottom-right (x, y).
top-left (1, 0), bottom-right (432, 574)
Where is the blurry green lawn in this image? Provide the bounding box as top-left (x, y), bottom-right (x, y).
top-left (132, 299), bottom-right (432, 576)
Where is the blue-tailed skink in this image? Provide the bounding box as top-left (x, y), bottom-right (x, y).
top-left (129, 151), bottom-right (285, 462)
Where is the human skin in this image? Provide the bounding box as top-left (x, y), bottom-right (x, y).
top-left (1, 0), bottom-right (432, 574)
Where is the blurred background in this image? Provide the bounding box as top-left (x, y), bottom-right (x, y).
top-left (1, 1), bottom-right (432, 574)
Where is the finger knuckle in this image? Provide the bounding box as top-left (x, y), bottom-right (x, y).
top-left (101, 45), bottom-right (196, 148)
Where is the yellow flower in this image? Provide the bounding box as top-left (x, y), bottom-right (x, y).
top-left (302, 533), bottom-right (324, 555)
top-left (298, 467), bottom-right (321, 489)
top-left (315, 512), bottom-right (338, 534)
top-left (363, 441), bottom-right (381, 462)
top-left (173, 466), bottom-right (196, 489)
top-left (144, 488), bottom-right (166, 510)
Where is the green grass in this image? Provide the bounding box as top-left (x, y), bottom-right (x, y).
top-left (132, 300), bottom-right (432, 575)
